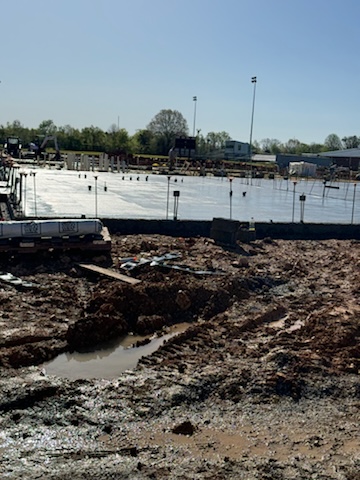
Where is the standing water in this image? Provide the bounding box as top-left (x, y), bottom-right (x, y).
top-left (44, 323), bottom-right (189, 380)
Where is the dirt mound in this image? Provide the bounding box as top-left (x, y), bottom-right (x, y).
top-left (66, 272), bottom-right (253, 350)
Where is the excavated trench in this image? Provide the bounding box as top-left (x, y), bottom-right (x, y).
top-left (0, 259), bottom-right (278, 371)
top-left (43, 270), bottom-right (284, 378)
top-left (65, 273), bottom-right (255, 349)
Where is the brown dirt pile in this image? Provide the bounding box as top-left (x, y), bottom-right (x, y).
top-left (0, 236), bottom-right (359, 379)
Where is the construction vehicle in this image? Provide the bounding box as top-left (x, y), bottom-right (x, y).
top-left (39, 135), bottom-right (59, 151)
top-left (30, 135), bottom-right (60, 161)
top-left (4, 137), bottom-right (22, 158)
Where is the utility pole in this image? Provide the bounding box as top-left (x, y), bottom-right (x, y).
top-left (249, 76), bottom-right (257, 186)
top-left (192, 96), bottom-right (197, 137)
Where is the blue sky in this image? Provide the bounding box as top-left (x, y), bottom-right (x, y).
top-left (2, 0), bottom-right (360, 145)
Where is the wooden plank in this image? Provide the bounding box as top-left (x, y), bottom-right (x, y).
top-left (78, 263), bottom-right (141, 285)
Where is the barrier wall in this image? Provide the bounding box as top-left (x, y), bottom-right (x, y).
top-left (102, 219), bottom-right (360, 241)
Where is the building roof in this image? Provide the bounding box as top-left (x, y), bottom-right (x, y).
top-left (320, 148), bottom-right (360, 158)
top-left (252, 154), bottom-right (276, 162)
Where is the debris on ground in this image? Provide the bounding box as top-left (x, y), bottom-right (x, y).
top-left (0, 271), bottom-right (37, 289)
top-left (0, 234), bottom-right (359, 479)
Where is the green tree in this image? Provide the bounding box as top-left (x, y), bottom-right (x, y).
top-left (217, 131), bottom-right (231, 148)
top-left (3, 120), bottom-right (32, 146)
top-left (307, 142), bottom-right (325, 154)
top-left (194, 132), bottom-right (208, 155)
top-left (38, 119), bottom-right (57, 135)
top-left (283, 138), bottom-right (309, 154)
top-left (81, 126), bottom-right (106, 151)
top-left (147, 109), bottom-right (189, 155)
top-left (324, 133), bottom-right (343, 151)
top-left (260, 138), bottom-right (283, 154)
top-left (6, 120), bottom-right (24, 136)
top-left (284, 138), bottom-right (300, 154)
top-left (57, 124), bottom-right (82, 151)
top-left (132, 129), bottom-right (155, 154)
top-left (205, 131), bottom-right (231, 151)
top-left (342, 135), bottom-right (359, 149)
top-left (252, 140), bottom-right (261, 154)
top-left (105, 127), bottom-right (130, 153)
top-left (206, 132), bottom-right (218, 151)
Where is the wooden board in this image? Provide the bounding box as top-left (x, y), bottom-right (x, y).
top-left (78, 263), bottom-right (141, 285)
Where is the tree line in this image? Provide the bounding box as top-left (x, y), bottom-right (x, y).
top-left (1, 111), bottom-right (357, 157)
top-left (253, 133), bottom-right (360, 155)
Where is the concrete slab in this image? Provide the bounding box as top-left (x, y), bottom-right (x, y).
top-left (16, 168), bottom-right (359, 224)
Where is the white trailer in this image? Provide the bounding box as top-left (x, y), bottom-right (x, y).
top-left (289, 161), bottom-right (317, 177)
top-left (0, 219), bottom-right (104, 239)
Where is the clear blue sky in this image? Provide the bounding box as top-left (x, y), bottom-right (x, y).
top-left (2, 0), bottom-right (360, 145)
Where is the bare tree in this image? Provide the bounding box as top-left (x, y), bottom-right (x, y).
top-left (260, 138), bottom-right (283, 154)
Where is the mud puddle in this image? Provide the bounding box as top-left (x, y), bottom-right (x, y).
top-left (43, 323), bottom-right (189, 380)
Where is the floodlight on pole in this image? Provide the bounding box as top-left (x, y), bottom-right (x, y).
top-left (249, 76), bottom-right (257, 186)
top-left (192, 96), bottom-right (197, 137)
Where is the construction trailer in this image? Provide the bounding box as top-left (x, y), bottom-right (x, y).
top-left (289, 161), bottom-right (317, 177)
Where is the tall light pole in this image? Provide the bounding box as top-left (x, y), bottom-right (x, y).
top-left (192, 96), bottom-right (197, 137)
top-left (249, 76), bottom-right (257, 186)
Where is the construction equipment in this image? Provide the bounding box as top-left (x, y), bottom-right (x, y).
top-left (4, 137), bottom-right (22, 158)
top-left (31, 135), bottom-right (60, 160)
top-left (39, 135), bottom-right (59, 151)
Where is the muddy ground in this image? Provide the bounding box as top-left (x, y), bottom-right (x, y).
top-left (0, 234), bottom-right (359, 479)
